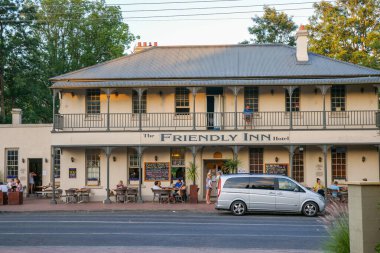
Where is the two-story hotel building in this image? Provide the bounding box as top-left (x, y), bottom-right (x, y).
top-left (1, 28), bottom-right (380, 202)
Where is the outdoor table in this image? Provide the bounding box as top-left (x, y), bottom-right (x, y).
top-left (8, 191), bottom-right (23, 205)
top-left (76, 188), bottom-right (90, 203)
top-left (114, 188), bottom-right (127, 203)
top-left (0, 192), bottom-right (8, 205)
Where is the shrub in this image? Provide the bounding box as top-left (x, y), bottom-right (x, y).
top-left (322, 201), bottom-right (350, 253)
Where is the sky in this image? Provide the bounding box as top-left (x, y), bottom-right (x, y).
top-left (105, 0), bottom-right (321, 49)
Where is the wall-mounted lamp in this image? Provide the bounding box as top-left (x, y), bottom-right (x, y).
top-left (275, 157), bottom-right (279, 163)
top-left (113, 156), bottom-right (117, 162)
top-left (360, 87), bottom-right (364, 93)
top-left (314, 88), bottom-right (318, 95)
top-left (154, 155), bottom-right (158, 161)
top-left (159, 91), bottom-right (163, 96)
top-left (362, 156), bottom-right (366, 162)
top-left (71, 92), bottom-right (75, 97)
top-left (270, 89), bottom-right (274, 96)
top-left (299, 146), bottom-right (304, 152)
top-left (318, 157), bottom-right (322, 163)
top-left (45, 158), bottom-right (48, 163)
top-left (22, 158), bottom-right (25, 163)
top-left (71, 157), bottom-right (75, 163)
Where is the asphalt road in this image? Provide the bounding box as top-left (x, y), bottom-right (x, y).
top-left (0, 211), bottom-right (328, 252)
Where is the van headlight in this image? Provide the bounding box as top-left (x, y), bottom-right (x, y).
top-left (318, 195), bottom-right (324, 202)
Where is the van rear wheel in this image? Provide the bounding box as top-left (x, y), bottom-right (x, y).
top-left (302, 201), bottom-right (318, 217)
top-left (231, 201), bottom-right (247, 216)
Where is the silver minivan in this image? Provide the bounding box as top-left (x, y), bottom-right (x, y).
top-left (215, 174), bottom-right (325, 216)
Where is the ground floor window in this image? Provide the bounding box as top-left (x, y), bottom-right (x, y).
top-left (6, 149), bottom-right (18, 179)
top-left (331, 147), bottom-right (346, 180)
top-left (128, 153), bottom-right (140, 182)
top-left (86, 150), bottom-right (100, 186)
top-left (171, 148), bottom-right (186, 182)
top-left (292, 149), bottom-right (304, 183)
top-left (249, 148), bottom-right (263, 174)
top-left (54, 149), bottom-right (61, 178)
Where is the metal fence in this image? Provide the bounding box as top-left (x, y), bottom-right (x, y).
top-left (53, 110), bottom-right (379, 131)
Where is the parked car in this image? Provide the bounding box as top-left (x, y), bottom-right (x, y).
top-left (215, 174), bottom-right (325, 216)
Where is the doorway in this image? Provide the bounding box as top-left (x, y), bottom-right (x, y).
top-left (206, 87), bottom-right (223, 130)
top-left (203, 159), bottom-right (226, 199)
top-left (28, 159), bottom-right (43, 194)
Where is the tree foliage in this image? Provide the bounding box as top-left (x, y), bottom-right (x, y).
top-left (0, 0), bottom-right (136, 123)
top-left (307, 0), bottom-right (380, 69)
top-left (242, 6), bottom-right (297, 46)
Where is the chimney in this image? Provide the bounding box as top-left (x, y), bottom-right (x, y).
top-left (134, 41), bottom-right (158, 54)
top-left (296, 25), bottom-right (309, 62)
top-left (11, 108), bottom-right (22, 125)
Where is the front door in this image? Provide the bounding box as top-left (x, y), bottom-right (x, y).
top-left (28, 159), bottom-right (43, 193)
top-left (204, 160), bottom-right (225, 199)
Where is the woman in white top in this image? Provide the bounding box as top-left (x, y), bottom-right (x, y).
top-left (29, 172), bottom-right (37, 194)
top-left (205, 173), bottom-right (212, 204)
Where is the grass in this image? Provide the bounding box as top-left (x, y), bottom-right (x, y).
top-left (321, 201), bottom-right (350, 253)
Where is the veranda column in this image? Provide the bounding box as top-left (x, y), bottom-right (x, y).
top-left (103, 146), bottom-right (113, 204)
top-left (187, 87), bottom-right (201, 130)
top-left (52, 90), bottom-right (59, 132)
top-left (50, 146), bottom-right (57, 205)
top-left (316, 85), bottom-right (331, 129)
top-left (288, 145), bottom-right (295, 178)
top-left (284, 86), bottom-right (298, 130)
top-left (322, 145), bottom-right (328, 188)
top-left (227, 86), bottom-right (243, 130)
top-left (137, 146), bottom-right (146, 203)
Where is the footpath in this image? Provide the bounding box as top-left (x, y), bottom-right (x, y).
top-left (0, 198), bottom-right (217, 213)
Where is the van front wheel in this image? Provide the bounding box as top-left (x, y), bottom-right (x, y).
top-left (231, 201), bottom-right (247, 216)
top-left (302, 201), bottom-right (318, 217)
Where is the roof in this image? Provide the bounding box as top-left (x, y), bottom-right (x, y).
top-left (51, 44), bottom-right (380, 88)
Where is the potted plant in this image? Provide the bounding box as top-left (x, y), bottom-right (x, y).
top-left (186, 162), bottom-right (199, 204)
top-left (223, 159), bottom-right (241, 174)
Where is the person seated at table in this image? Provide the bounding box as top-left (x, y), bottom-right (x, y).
top-left (328, 181), bottom-right (342, 201)
top-left (15, 178), bottom-right (23, 192)
top-left (0, 182), bottom-right (9, 194)
top-left (313, 178), bottom-right (325, 197)
top-left (152, 181), bottom-right (162, 190)
top-left (173, 179), bottom-right (183, 190)
top-left (116, 180), bottom-right (125, 189)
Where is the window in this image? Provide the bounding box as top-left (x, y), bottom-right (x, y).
top-left (54, 149), bottom-right (61, 178)
top-left (171, 148), bottom-right (186, 181)
top-left (223, 177), bottom-right (250, 189)
top-left (249, 148), bottom-right (263, 174)
top-left (277, 178), bottom-right (299, 192)
top-left (175, 87), bottom-right (190, 114)
top-left (285, 88), bottom-right (300, 112)
top-left (128, 153), bottom-right (140, 182)
top-left (244, 87), bottom-right (259, 112)
top-left (331, 147), bottom-right (346, 180)
top-left (292, 149), bottom-right (304, 182)
top-left (86, 150), bottom-right (100, 185)
top-left (331, 85), bottom-right (346, 111)
top-left (250, 177), bottom-right (275, 190)
top-left (86, 89), bottom-right (100, 114)
top-left (6, 149), bottom-right (18, 178)
top-left (132, 90), bottom-right (147, 114)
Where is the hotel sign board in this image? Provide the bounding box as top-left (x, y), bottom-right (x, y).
top-left (141, 132), bottom-right (290, 145)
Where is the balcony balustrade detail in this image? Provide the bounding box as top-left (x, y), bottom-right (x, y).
top-left (53, 110), bottom-right (379, 132)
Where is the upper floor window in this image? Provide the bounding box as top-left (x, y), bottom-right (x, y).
top-left (175, 87), bottom-right (190, 114)
top-left (285, 88), bottom-right (300, 112)
top-left (331, 85), bottom-right (346, 111)
top-left (86, 150), bottom-right (100, 186)
top-left (331, 147), bottom-right (346, 180)
top-left (132, 90), bottom-right (147, 114)
top-left (244, 87), bottom-right (259, 112)
top-left (6, 149), bottom-right (18, 178)
top-left (86, 89), bottom-right (100, 114)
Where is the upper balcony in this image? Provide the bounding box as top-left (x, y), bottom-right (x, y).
top-left (53, 110), bottom-right (380, 132)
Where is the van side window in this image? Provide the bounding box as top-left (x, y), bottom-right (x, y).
top-left (250, 177), bottom-right (275, 190)
top-left (278, 178), bottom-right (299, 192)
top-left (223, 177), bottom-right (250, 189)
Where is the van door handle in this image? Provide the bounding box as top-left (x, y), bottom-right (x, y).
top-left (269, 192), bottom-right (275, 195)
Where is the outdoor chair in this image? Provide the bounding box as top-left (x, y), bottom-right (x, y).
top-left (126, 188), bottom-right (137, 203)
top-left (65, 189), bottom-right (77, 203)
top-left (115, 189), bottom-right (127, 203)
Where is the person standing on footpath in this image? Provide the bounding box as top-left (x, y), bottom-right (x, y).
top-left (205, 173), bottom-right (213, 204)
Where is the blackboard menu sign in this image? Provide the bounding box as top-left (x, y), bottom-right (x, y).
top-left (144, 162), bottom-right (170, 181)
top-left (265, 163), bottom-right (288, 176)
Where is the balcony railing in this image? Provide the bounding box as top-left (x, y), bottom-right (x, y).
top-left (53, 110), bottom-right (379, 132)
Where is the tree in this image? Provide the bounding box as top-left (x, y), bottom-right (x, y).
top-left (242, 6), bottom-right (297, 46)
top-left (307, 0), bottom-right (380, 69)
